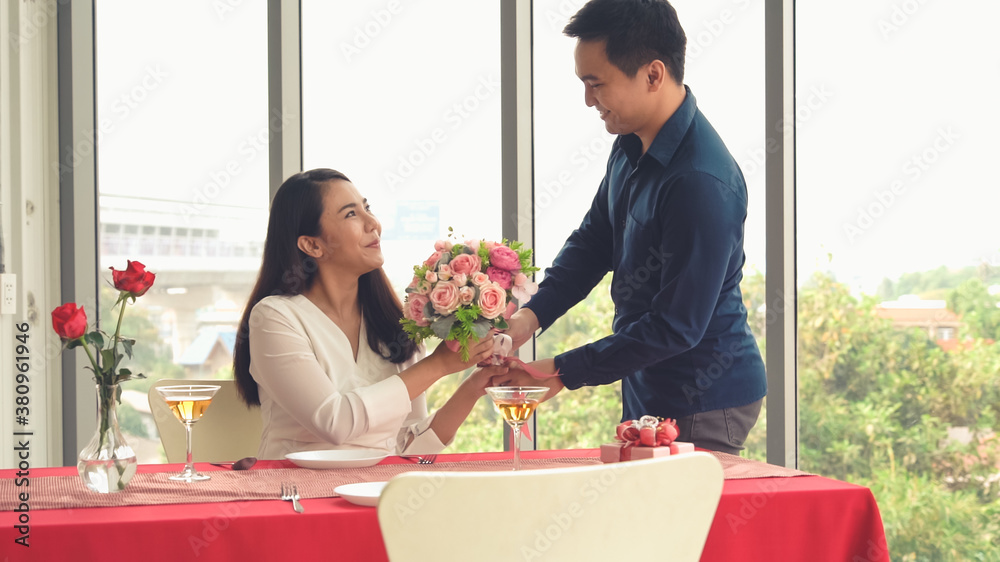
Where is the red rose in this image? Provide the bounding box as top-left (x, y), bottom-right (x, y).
top-left (51, 303), bottom-right (88, 340)
top-left (110, 260), bottom-right (156, 297)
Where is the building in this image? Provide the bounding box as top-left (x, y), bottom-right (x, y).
top-left (875, 297), bottom-right (962, 345)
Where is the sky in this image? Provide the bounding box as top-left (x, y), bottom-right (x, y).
top-left (94, 0), bottom-right (1000, 297)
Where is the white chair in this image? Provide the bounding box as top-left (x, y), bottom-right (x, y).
top-left (148, 379), bottom-right (262, 463)
top-left (377, 452), bottom-right (723, 562)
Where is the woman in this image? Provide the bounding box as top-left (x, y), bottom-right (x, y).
top-left (233, 168), bottom-right (497, 459)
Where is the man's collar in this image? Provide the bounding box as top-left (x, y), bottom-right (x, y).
top-left (620, 85), bottom-right (697, 168)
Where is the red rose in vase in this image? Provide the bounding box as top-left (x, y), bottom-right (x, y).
top-left (51, 303), bottom-right (88, 340)
top-left (110, 260), bottom-right (156, 297)
top-left (51, 259), bottom-right (156, 387)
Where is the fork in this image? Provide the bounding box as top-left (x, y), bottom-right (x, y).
top-left (281, 482), bottom-right (304, 513)
top-left (401, 454), bottom-right (437, 464)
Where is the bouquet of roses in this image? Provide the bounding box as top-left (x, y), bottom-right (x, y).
top-left (401, 231), bottom-right (539, 361)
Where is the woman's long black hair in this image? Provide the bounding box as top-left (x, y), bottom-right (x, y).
top-left (233, 168), bottom-right (418, 406)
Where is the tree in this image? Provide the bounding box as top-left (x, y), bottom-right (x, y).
top-left (427, 275), bottom-right (622, 452)
top-left (98, 286), bottom-right (185, 395)
top-left (887, 265), bottom-right (997, 300)
top-left (949, 278), bottom-right (1000, 341)
top-left (796, 272), bottom-right (1000, 559)
top-left (432, 265), bottom-right (1000, 560)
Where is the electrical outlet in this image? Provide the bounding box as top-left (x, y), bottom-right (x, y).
top-left (1, 274), bottom-right (15, 315)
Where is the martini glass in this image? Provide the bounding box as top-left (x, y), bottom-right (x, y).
top-left (486, 386), bottom-right (549, 471)
top-left (155, 385), bottom-right (221, 482)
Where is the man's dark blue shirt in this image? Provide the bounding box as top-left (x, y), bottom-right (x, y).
top-left (525, 87), bottom-right (767, 420)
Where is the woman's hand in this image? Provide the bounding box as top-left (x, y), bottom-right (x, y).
top-left (429, 336), bottom-right (495, 374)
top-left (425, 363), bottom-right (509, 446)
top-left (460, 365), bottom-right (510, 398)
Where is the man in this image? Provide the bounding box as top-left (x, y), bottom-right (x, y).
top-left (503, 0), bottom-right (766, 454)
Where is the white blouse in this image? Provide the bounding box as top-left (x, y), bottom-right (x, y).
top-left (249, 294), bottom-right (446, 459)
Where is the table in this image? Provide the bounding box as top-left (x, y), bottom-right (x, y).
top-left (0, 449), bottom-right (889, 562)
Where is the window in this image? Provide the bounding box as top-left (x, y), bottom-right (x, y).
top-left (796, 2), bottom-right (1000, 557)
top-left (95, 0), bottom-right (269, 463)
top-left (301, 0), bottom-right (504, 451)
top-left (531, 0), bottom-right (766, 454)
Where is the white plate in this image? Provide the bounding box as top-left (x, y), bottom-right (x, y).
top-left (334, 481), bottom-right (387, 507)
top-left (284, 448), bottom-right (389, 469)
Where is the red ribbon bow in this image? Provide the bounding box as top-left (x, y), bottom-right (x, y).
top-left (614, 416), bottom-right (679, 460)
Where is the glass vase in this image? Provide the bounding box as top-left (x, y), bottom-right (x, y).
top-left (77, 383), bottom-right (137, 493)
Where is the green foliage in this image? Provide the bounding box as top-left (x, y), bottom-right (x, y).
top-left (428, 274), bottom-right (622, 452)
top-left (506, 239), bottom-right (541, 276)
top-left (97, 286), bottom-right (184, 393)
top-left (537, 384), bottom-right (623, 449)
top-left (425, 355), bottom-right (503, 453)
top-left (400, 317), bottom-right (434, 342)
top-left (116, 401), bottom-right (150, 439)
top-left (431, 263), bottom-right (1000, 562)
top-left (880, 265), bottom-right (999, 300)
top-left (948, 278), bottom-right (1000, 341)
top-left (869, 469), bottom-right (1000, 561)
top-left (533, 273), bottom-right (621, 448)
top-left (797, 272), bottom-right (1000, 560)
top-left (740, 267), bottom-right (768, 347)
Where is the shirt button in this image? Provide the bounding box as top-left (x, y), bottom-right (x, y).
top-left (620, 219), bottom-right (626, 228)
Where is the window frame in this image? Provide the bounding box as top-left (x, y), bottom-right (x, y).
top-left (28, 0), bottom-right (797, 467)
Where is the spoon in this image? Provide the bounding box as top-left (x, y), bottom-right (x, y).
top-left (209, 456), bottom-right (258, 470)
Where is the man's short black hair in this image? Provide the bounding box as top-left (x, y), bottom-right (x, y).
top-left (564, 0), bottom-right (686, 83)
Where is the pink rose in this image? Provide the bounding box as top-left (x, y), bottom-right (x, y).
top-left (464, 239), bottom-right (480, 252)
top-left (425, 270), bottom-right (438, 283)
top-left (449, 253), bottom-right (482, 276)
top-left (471, 272), bottom-right (490, 287)
top-left (438, 264), bottom-right (453, 281)
top-left (514, 273), bottom-right (528, 287)
top-left (478, 283), bottom-right (508, 320)
top-left (405, 294), bottom-right (430, 327)
top-left (484, 241), bottom-right (498, 251)
top-left (459, 286), bottom-right (476, 305)
top-left (429, 281), bottom-right (461, 315)
top-left (489, 245), bottom-right (521, 271)
top-left (486, 266), bottom-right (512, 290)
top-left (452, 272), bottom-right (468, 287)
top-left (424, 251), bottom-right (443, 268)
top-left (434, 239), bottom-right (453, 252)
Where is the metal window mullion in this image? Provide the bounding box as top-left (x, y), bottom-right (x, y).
top-left (764, 0), bottom-right (797, 468)
top-left (268, 0), bottom-right (302, 201)
top-left (501, 0), bottom-right (535, 452)
top-left (57, 0), bottom-right (99, 466)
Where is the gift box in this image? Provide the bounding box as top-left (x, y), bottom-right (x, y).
top-left (669, 441), bottom-right (694, 455)
top-left (600, 441), bottom-right (695, 462)
top-left (600, 442), bottom-right (665, 462)
top-left (600, 415), bottom-right (694, 462)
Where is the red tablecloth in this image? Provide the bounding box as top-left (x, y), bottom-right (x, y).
top-left (0, 449), bottom-right (889, 562)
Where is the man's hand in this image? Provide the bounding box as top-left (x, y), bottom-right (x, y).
top-left (505, 308), bottom-right (540, 352)
top-left (494, 358), bottom-right (564, 402)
